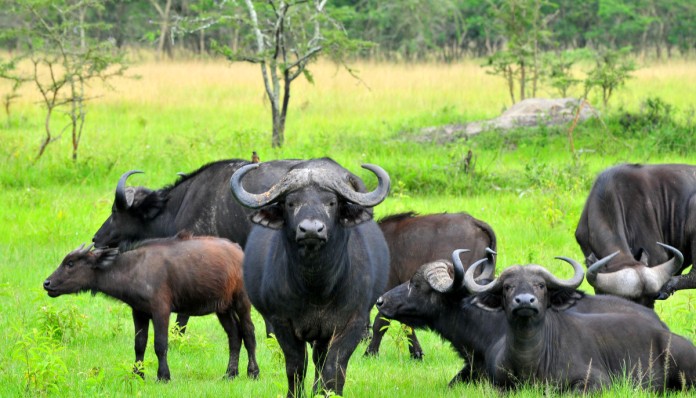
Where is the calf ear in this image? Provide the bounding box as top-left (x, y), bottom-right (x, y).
top-left (93, 248), bottom-right (119, 269)
top-left (472, 292), bottom-right (503, 312)
top-left (339, 202), bottom-right (373, 227)
top-left (549, 288), bottom-right (585, 310)
top-left (250, 204), bottom-right (284, 229)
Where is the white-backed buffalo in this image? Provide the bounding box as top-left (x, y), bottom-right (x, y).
top-left (365, 212), bottom-right (496, 360)
top-left (377, 249), bottom-right (667, 387)
top-left (463, 252), bottom-right (696, 392)
top-left (92, 159), bottom-right (306, 333)
top-left (575, 163), bottom-right (696, 307)
top-left (43, 232), bottom-right (259, 381)
top-left (230, 158), bottom-right (390, 397)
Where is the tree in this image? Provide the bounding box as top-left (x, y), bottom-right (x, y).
top-left (216, 0), bottom-right (369, 148)
top-left (8, 0), bottom-right (128, 161)
top-left (484, 0), bottom-right (556, 104)
top-left (584, 47), bottom-right (635, 108)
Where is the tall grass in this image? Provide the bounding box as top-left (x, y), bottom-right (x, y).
top-left (1, 57), bottom-right (696, 397)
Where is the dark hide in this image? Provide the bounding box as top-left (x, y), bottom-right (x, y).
top-left (44, 233), bottom-right (259, 382)
top-left (91, 158), bottom-right (316, 333)
top-left (365, 211), bottom-right (496, 360)
top-left (377, 260), bottom-right (666, 387)
top-left (472, 261), bottom-right (696, 392)
top-left (575, 163), bottom-right (696, 307)
top-left (93, 159), bottom-right (309, 250)
top-left (232, 158), bottom-right (389, 397)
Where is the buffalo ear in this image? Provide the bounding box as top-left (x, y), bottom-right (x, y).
top-left (549, 288), bottom-right (585, 310)
top-left (471, 292), bottom-right (503, 312)
top-left (250, 204), bottom-right (284, 229)
top-left (339, 202), bottom-right (373, 227)
top-left (129, 188), bottom-right (165, 220)
top-left (93, 248), bottom-right (119, 269)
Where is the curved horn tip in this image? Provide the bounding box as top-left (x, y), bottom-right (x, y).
top-left (485, 247), bottom-right (497, 255)
top-left (656, 241), bottom-right (682, 255)
top-left (452, 248), bottom-right (471, 257)
top-left (122, 170), bottom-right (144, 177)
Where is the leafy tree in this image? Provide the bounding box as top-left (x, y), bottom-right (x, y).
top-left (584, 47), bottom-right (635, 108)
top-left (215, 0), bottom-right (369, 148)
top-left (7, 0), bottom-right (128, 161)
top-left (484, 0), bottom-right (556, 104)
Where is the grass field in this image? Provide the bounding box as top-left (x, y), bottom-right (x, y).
top-left (1, 56), bottom-right (696, 397)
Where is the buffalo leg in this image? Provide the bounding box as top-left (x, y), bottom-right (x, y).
top-left (405, 326), bottom-right (424, 360)
top-left (315, 317), bottom-right (365, 396)
top-left (132, 310), bottom-right (150, 379)
top-left (274, 325), bottom-right (308, 398)
top-left (364, 315), bottom-right (388, 357)
top-left (174, 314), bottom-right (190, 334)
top-left (151, 310), bottom-right (171, 381)
top-left (216, 311), bottom-right (242, 379)
top-left (234, 295), bottom-right (259, 378)
top-left (312, 340), bottom-right (329, 396)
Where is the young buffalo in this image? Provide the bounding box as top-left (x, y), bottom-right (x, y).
top-left (43, 232), bottom-right (259, 382)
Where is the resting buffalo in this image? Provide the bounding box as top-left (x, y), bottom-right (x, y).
top-left (230, 158), bottom-right (390, 397)
top-left (365, 212), bottom-right (496, 360)
top-left (575, 163), bottom-right (696, 307)
top-left (43, 232), bottom-right (259, 381)
top-left (377, 249), bottom-right (667, 387)
top-left (92, 158), bottom-right (305, 332)
top-left (463, 250), bottom-right (696, 392)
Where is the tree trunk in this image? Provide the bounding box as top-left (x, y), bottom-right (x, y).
top-left (151, 0), bottom-right (173, 60)
top-left (519, 60), bottom-right (526, 101)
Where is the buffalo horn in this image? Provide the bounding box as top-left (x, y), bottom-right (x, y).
top-left (230, 163), bottom-right (390, 209)
top-left (452, 248), bottom-right (496, 282)
top-left (424, 259), bottom-right (458, 293)
top-left (463, 255), bottom-right (503, 294)
top-left (587, 243), bottom-right (683, 297)
top-left (541, 256), bottom-right (585, 289)
top-left (326, 164), bottom-right (391, 207)
top-left (115, 170), bottom-right (144, 210)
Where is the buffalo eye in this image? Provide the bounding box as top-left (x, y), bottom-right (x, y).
top-left (504, 284), bottom-right (513, 292)
top-left (537, 283), bottom-right (545, 290)
top-left (66, 261), bottom-right (74, 268)
top-left (328, 200), bottom-right (336, 207)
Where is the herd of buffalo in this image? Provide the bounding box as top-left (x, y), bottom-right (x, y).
top-left (42, 158), bottom-right (696, 396)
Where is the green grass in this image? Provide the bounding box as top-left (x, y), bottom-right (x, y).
top-left (1, 58), bottom-right (696, 396)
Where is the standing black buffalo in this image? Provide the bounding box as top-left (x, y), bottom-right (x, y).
top-left (575, 163), bottom-right (696, 307)
top-left (463, 250), bottom-right (696, 392)
top-left (92, 158), bottom-right (304, 332)
top-left (365, 212), bottom-right (496, 360)
top-left (376, 249), bottom-right (666, 387)
top-left (230, 158), bottom-right (390, 397)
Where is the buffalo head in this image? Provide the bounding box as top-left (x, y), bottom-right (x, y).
top-left (43, 244), bottom-right (118, 297)
top-left (230, 162), bottom-right (389, 256)
top-left (92, 170), bottom-right (166, 248)
top-left (464, 255), bottom-right (585, 324)
top-left (585, 243), bottom-right (683, 305)
top-left (376, 249), bottom-right (495, 326)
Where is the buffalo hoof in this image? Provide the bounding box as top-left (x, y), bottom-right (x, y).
top-left (410, 351), bottom-right (424, 361)
top-left (247, 366), bottom-right (260, 380)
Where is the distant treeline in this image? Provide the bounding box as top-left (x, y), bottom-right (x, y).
top-left (2, 0), bottom-right (694, 61)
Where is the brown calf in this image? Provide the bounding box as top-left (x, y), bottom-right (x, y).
top-left (43, 231), bottom-right (259, 381)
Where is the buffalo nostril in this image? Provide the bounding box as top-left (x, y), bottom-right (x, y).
top-left (376, 297), bottom-right (384, 306)
top-left (43, 280), bottom-right (50, 288)
top-left (515, 297), bottom-right (521, 303)
top-left (530, 297), bottom-right (535, 303)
